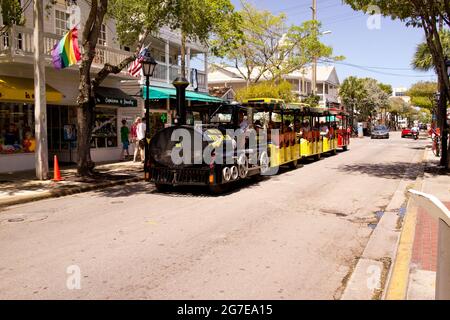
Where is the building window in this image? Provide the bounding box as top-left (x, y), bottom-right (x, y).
top-left (47, 105), bottom-right (77, 152)
top-left (91, 108), bottom-right (117, 148)
top-left (98, 24), bottom-right (106, 46)
top-left (0, 103), bottom-right (35, 154)
top-left (55, 9), bottom-right (70, 36)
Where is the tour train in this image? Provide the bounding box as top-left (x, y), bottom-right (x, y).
top-left (145, 97), bottom-right (351, 193)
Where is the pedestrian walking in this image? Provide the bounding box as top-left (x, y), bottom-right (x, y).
top-left (120, 119), bottom-right (130, 161)
top-left (136, 117), bottom-right (147, 163)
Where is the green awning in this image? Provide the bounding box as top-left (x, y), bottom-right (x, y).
top-left (142, 86), bottom-right (223, 103)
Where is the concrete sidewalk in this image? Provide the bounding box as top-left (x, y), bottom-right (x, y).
top-left (385, 147), bottom-right (450, 300)
top-left (0, 161), bottom-right (144, 208)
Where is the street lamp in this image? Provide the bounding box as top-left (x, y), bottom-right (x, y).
top-left (140, 50), bottom-right (157, 178)
top-left (141, 50), bottom-right (157, 138)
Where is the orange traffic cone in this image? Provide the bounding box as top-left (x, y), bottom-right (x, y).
top-left (52, 155), bottom-right (63, 181)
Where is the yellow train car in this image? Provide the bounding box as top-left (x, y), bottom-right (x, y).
top-left (242, 98), bottom-right (340, 170)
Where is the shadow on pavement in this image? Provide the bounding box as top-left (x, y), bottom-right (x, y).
top-left (338, 162), bottom-right (422, 180)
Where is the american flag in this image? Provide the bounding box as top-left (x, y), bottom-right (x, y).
top-left (127, 46), bottom-right (148, 77)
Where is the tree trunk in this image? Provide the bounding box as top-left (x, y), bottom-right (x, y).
top-left (438, 84), bottom-right (449, 168)
top-left (77, 99), bottom-right (95, 176)
top-left (77, 40), bottom-right (96, 176)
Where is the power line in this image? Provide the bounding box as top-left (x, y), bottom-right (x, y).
top-left (272, 0), bottom-right (334, 14)
top-left (319, 59), bottom-right (437, 78)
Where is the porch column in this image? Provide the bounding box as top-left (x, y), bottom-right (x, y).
top-left (186, 46), bottom-right (191, 83)
top-left (323, 82), bottom-right (326, 106)
top-left (33, 0), bottom-right (49, 180)
top-left (165, 40), bottom-right (170, 84)
top-left (204, 52), bottom-right (208, 88)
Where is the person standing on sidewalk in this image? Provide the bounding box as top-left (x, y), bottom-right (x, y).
top-left (136, 117), bottom-right (147, 163)
top-left (120, 119), bottom-right (130, 161)
top-left (131, 117), bottom-right (139, 162)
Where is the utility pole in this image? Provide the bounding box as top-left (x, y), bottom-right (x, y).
top-left (33, 0), bottom-right (49, 180)
top-left (311, 0), bottom-right (317, 96)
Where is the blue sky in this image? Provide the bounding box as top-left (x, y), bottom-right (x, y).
top-left (229, 0), bottom-right (437, 89)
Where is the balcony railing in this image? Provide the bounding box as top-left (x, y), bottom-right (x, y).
top-left (147, 62), bottom-right (206, 90)
top-left (0, 25), bottom-right (132, 75)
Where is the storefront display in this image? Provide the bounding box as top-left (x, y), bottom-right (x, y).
top-left (91, 108), bottom-right (118, 148)
top-left (0, 103), bottom-right (35, 154)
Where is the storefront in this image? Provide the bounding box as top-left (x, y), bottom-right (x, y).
top-left (0, 76), bottom-right (63, 173)
top-left (48, 86), bottom-right (138, 164)
top-left (0, 76), bottom-right (138, 173)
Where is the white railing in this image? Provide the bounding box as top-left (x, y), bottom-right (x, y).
top-left (0, 25), bottom-right (132, 73)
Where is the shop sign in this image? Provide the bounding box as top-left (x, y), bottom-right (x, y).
top-left (95, 96), bottom-right (137, 107)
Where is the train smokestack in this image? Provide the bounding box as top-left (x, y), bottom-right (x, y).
top-left (172, 77), bottom-right (189, 125)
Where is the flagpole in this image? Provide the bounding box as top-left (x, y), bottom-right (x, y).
top-left (33, 0), bottom-right (49, 180)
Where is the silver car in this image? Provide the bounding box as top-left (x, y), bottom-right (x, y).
top-left (371, 125), bottom-right (389, 139)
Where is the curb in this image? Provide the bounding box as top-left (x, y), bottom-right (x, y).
top-left (340, 147), bottom-right (427, 300)
top-left (384, 146), bottom-right (431, 299)
top-left (0, 176), bottom-right (143, 209)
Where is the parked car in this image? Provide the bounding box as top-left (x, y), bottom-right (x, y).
top-left (371, 125), bottom-right (390, 139)
top-left (401, 128), bottom-right (412, 138)
top-left (419, 123), bottom-right (428, 131)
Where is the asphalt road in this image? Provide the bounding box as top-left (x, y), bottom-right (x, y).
top-left (0, 132), bottom-right (428, 299)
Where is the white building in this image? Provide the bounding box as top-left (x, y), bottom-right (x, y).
top-left (392, 87), bottom-right (411, 104)
top-left (0, 0), bottom-right (213, 173)
top-left (208, 64), bottom-right (340, 107)
top-left (120, 26), bottom-right (216, 137)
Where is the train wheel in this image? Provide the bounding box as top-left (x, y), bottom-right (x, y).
top-left (155, 184), bottom-right (172, 193)
top-left (342, 145), bottom-right (348, 151)
top-left (259, 151), bottom-right (270, 174)
top-left (238, 154), bottom-right (249, 178)
top-left (314, 153), bottom-right (321, 161)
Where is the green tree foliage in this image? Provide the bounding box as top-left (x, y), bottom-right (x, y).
top-left (360, 78), bottom-right (390, 120)
top-left (412, 30), bottom-right (450, 72)
top-left (235, 80), bottom-right (295, 103)
top-left (378, 83), bottom-right (393, 95)
top-left (0, 0), bottom-right (23, 26)
top-left (407, 81), bottom-right (438, 110)
top-left (303, 94), bottom-right (320, 108)
top-left (339, 76), bottom-right (390, 122)
top-left (339, 76), bottom-right (366, 123)
top-left (165, 0), bottom-right (241, 78)
top-left (219, 1), bottom-right (342, 84)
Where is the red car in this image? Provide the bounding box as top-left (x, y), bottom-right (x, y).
top-left (401, 128), bottom-right (412, 138)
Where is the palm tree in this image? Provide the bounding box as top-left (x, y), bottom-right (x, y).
top-left (412, 30), bottom-right (450, 71)
top-left (412, 29), bottom-right (450, 169)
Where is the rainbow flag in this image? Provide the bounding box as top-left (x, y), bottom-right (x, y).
top-left (51, 27), bottom-right (81, 69)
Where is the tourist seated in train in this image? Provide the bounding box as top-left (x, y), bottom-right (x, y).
top-left (299, 120), bottom-right (310, 138)
top-left (254, 120), bottom-right (263, 132)
top-left (238, 112), bottom-right (249, 132)
top-left (320, 121), bottom-right (329, 136)
top-left (293, 119), bottom-right (301, 133)
top-left (283, 120), bottom-right (293, 133)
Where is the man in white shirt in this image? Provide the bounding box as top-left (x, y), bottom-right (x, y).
top-left (136, 117), bottom-right (146, 162)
